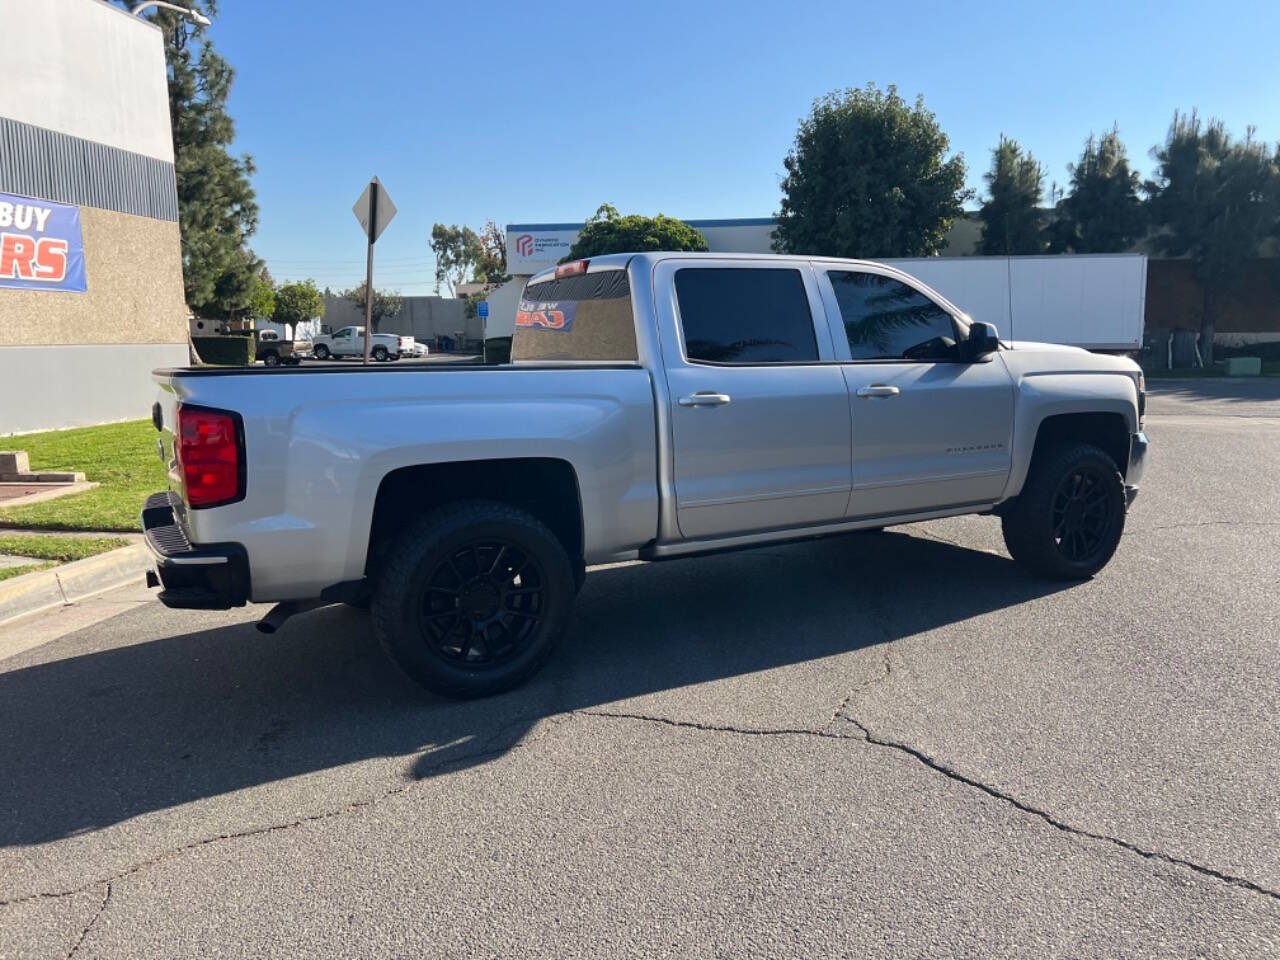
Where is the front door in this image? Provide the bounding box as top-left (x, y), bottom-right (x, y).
top-left (817, 266), bottom-right (1015, 518)
top-left (656, 261), bottom-right (852, 540)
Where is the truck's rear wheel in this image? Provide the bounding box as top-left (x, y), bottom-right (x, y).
top-left (313, 344), bottom-right (330, 360)
top-left (373, 345), bottom-right (389, 361)
top-left (262, 352), bottom-right (280, 367)
top-left (371, 501), bottom-right (574, 698)
top-left (1001, 442), bottom-right (1126, 579)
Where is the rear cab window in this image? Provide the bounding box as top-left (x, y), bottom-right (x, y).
top-left (673, 268), bottom-right (818, 364)
top-left (512, 269), bottom-right (637, 362)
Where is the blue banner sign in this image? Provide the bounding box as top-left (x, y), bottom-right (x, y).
top-left (0, 192), bottom-right (87, 293)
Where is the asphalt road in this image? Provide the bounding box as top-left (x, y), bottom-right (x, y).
top-left (2, 378), bottom-right (1278, 958)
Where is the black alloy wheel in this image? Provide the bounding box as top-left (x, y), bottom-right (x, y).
top-left (1000, 441), bottom-right (1126, 580)
top-left (417, 540), bottom-right (545, 668)
top-left (371, 501), bottom-right (575, 698)
top-left (1051, 466), bottom-right (1112, 563)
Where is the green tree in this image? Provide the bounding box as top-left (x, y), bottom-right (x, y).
top-left (343, 283), bottom-right (402, 332)
top-left (565, 204), bottom-right (708, 259)
top-left (773, 84), bottom-right (970, 258)
top-left (248, 265), bottom-right (276, 322)
top-left (473, 220), bottom-right (509, 285)
top-left (978, 135), bottom-right (1046, 255)
top-left (1146, 110), bottom-right (1280, 364)
top-left (1048, 128), bottom-right (1146, 253)
top-left (114, 1), bottom-right (261, 318)
top-left (274, 280), bottom-right (324, 339)
top-left (430, 223), bottom-right (482, 296)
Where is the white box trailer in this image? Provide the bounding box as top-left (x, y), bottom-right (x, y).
top-left (882, 253), bottom-right (1147, 352)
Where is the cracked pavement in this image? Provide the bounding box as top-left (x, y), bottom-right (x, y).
top-left (2, 379), bottom-right (1278, 958)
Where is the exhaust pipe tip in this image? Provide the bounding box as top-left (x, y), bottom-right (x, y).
top-left (256, 599), bottom-right (323, 635)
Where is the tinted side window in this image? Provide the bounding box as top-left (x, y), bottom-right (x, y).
top-left (828, 271), bottom-right (958, 361)
top-left (675, 268), bottom-right (818, 364)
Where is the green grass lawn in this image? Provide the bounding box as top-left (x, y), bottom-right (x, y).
top-left (0, 533), bottom-right (131, 561)
top-left (0, 420), bottom-right (165, 532)
top-left (0, 562), bottom-right (54, 583)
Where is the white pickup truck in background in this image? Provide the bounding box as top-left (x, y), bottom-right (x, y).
top-left (144, 252), bottom-right (1147, 698)
top-left (311, 325), bottom-right (414, 361)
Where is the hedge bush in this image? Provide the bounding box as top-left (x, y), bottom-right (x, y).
top-left (193, 335), bottom-right (255, 366)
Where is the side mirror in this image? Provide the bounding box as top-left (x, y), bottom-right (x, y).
top-left (964, 321), bottom-right (1000, 361)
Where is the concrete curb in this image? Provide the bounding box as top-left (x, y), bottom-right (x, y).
top-left (0, 543), bottom-right (151, 627)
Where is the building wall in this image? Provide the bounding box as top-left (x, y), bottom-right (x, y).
top-left (321, 294), bottom-right (479, 345)
top-left (1145, 259), bottom-right (1280, 336)
top-left (0, 0), bottom-right (187, 434)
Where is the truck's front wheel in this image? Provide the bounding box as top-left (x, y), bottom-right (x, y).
top-left (371, 501), bottom-right (575, 698)
top-left (1001, 442), bottom-right (1126, 579)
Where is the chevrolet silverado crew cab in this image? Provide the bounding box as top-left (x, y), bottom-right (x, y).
top-left (144, 253), bottom-right (1148, 698)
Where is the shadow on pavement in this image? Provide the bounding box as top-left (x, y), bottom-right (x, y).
top-left (1146, 377), bottom-right (1280, 405)
top-left (0, 530), bottom-right (1071, 846)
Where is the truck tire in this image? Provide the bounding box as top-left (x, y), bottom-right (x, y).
top-left (371, 500), bottom-right (575, 698)
top-left (373, 345), bottom-right (389, 362)
top-left (1001, 441), bottom-right (1126, 579)
top-left (262, 351), bottom-right (280, 367)
top-left (313, 344), bottom-right (330, 360)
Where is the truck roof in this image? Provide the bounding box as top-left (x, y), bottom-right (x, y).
top-left (525, 251), bottom-right (970, 319)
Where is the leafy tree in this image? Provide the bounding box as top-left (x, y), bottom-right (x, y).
top-left (565, 204), bottom-right (708, 259)
top-left (274, 280), bottom-right (324, 339)
top-left (1146, 110), bottom-right (1280, 364)
top-left (343, 283), bottom-right (402, 332)
top-left (249, 265), bottom-right (276, 322)
top-left (430, 223), bottom-right (482, 296)
top-left (473, 220), bottom-right (509, 285)
top-left (978, 135), bottom-right (1046, 255)
top-left (113, 1), bottom-right (261, 318)
top-left (1048, 128), bottom-right (1146, 253)
top-left (773, 84), bottom-right (970, 258)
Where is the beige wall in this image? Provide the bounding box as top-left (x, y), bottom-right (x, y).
top-left (0, 205), bottom-right (187, 346)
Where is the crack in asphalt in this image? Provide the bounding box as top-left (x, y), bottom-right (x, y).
top-left (578, 705), bottom-right (1280, 905)
top-left (1125, 520), bottom-right (1280, 535)
top-left (65, 882), bottom-right (110, 960)
top-left (0, 713), bottom-right (562, 911)
top-left (830, 711), bottom-right (1280, 904)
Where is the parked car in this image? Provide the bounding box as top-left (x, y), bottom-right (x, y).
top-left (405, 341), bottom-right (429, 358)
top-left (254, 329), bottom-right (310, 367)
top-left (144, 252), bottom-right (1148, 698)
top-left (311, 325), bottom-right (413, 361)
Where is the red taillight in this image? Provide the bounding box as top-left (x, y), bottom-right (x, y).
top-left (555, 259), bottom-right (589, 278)
top-left (177, 406), bottom-right (242, 508)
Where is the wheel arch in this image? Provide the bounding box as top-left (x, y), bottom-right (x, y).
top-left (365, 458), bottom-right (585, 582)
top-left (1005, 410), bottom-right (1133, 503)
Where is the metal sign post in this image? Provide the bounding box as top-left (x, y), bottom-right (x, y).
top-left (351, 177), bottom-right (397, 365)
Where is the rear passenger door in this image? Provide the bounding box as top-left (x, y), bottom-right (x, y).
top-left (654, 260), bottom-right (852, 540)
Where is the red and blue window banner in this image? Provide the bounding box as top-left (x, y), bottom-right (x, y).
top-left (516, 298), bottom-right (577, 332)
top-left (0, 192), bottom-right (87, 293)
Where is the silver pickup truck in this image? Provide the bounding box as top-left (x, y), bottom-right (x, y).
top-left (144, 253), bottom-right (1148, 697)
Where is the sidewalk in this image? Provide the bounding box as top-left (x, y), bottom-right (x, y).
top-left (0, 539), bottom-right (151, 629)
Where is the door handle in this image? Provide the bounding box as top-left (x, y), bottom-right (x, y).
top-left (678, 392), bottom-right (732, 407)
top-left (856, 385), bottom-right (900, 398)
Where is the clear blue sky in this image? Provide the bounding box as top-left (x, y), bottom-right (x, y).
top-left (211, 0), bottom-right (1280, 293)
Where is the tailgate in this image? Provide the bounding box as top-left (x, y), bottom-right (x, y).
top-left (150, 371), bottom-right (184, 504)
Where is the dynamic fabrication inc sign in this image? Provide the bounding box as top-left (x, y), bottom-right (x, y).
top-left (0, 191), bottom-right (87, 293)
